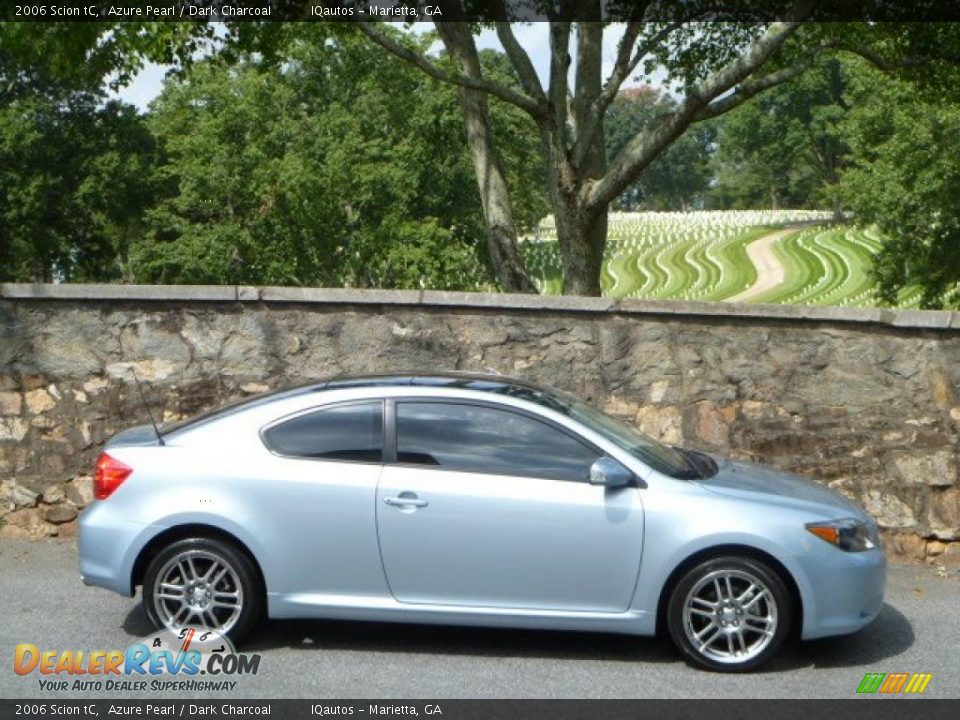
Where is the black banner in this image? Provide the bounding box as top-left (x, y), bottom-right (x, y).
top-left (5, 0), bottom-right (960, 23)
top-left (2, 700), bottom-right (960, 720)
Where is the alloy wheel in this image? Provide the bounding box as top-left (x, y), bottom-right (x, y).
top-left (681, 568), bottom-right (778, 665)
top-left (151, 549), bottom-right (244, 634)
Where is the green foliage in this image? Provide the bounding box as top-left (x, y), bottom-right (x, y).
top-left (710, 58), bottom-right (850, 212)
top-left (605, 87), bottom-right (714, 211)
top-left (2, 20), bottom-right (959, 297)
top-left (134, 29), bottom-right (546, 289)
top-left (839, 64), bottom-right (960, 308)
top-left (0, 53), bottom-right (155, 282)
top-left (0, 21), bottom-right (224, 97)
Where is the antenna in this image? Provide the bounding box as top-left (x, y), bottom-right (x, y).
top-left (130, 367), bottom-right (165, 447)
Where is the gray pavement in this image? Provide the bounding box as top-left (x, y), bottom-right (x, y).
top-left (1, 538), bottom-right (958, 699)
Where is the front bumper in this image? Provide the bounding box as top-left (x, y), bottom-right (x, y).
top-left (798, 546), bottom-right (886, 640)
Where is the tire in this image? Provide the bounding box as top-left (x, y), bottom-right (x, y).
top-left (666, 555), bottom-right (792, 672)
top-left (143, 536), bottom-right (262, 646)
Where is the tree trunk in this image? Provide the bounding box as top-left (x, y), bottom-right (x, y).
top-left (550, 20), bottom-right (607, 297)
top-left (434, 23), bottom-right (536, 293)
top-left (556, 203), bottom-right (607, 296)
top-left (545, 136), bottom-right (606, 296)
top-left (832, 194), bottom-right (844, 222)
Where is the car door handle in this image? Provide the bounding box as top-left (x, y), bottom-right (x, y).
top-left (383, 495), bottom-right (428, 508)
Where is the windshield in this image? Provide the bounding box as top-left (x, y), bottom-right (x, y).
top-left (546, 391), bottom-right (704, 479)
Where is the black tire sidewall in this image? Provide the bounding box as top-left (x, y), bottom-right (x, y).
top-left (667, 555), bottom-right (792, 672)
top-left (142, 536), bottom-right (262, 646)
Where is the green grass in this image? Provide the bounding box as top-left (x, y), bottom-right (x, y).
top-left (521, 212), bottom-right (927, 308)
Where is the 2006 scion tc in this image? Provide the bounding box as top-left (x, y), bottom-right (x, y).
top-left (79, 373), bottom-right (885, 671)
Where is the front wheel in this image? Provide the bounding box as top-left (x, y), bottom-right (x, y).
top-left (667, 556), bottom-right (792, 672)
top-left (143, 537), bottom-right (262, 645)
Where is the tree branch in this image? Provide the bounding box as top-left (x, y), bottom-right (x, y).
top-left (692, 56), bottom-right (816, 121)
top-left (819, 40), bottom-right (954, 70)
top-left (548, 21), bottom-right (573, 148)
top-left (694, 32), bottom-right (960, 125)
top-left (573, 19), bottom-right (688, 168)
top-left (355, 21), bottom-right (546, 119)
top-left (587, 1), bottom-right (816, 210)
top-left (494, 21), bottom-right (547, 103)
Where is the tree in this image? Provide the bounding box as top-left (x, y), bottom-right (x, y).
top-left (134, 28), bottom-right (548, 290)
top-left (709, 57), bottom-right (850, 215)
top-left (0, 52), bottom-right (154, 282)
top-left (357, 4), bottom-right (960, 294)
top-left (605, 86), bottom-right (713, 210)
top-left (839, 64), bottom-right (960, 308)
top-left (3, 10), bottom-right (957, 294)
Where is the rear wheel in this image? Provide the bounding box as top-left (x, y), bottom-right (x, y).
top-left (143, 537), bottom-right (262, 645)
top-left (667, 556), bottom-right (792, 672)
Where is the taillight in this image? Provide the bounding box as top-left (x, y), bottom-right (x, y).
top-left (94, 452), bottom-right (133, 500)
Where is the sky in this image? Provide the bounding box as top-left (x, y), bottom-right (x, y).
top-left (111, 23), bottom-right (649, 112)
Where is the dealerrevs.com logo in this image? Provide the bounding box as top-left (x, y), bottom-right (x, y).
top-left (13, 627), bottom-right (261, 692)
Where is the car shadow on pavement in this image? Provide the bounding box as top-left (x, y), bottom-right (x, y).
top-left (121, 601), bottom-right (913, 673)
top-left (774, 602), bottom-right (915, 670)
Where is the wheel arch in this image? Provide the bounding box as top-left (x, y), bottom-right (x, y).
top-left (654, 543), bottom-right (804, 639)
top-left (131, 523), bottom-right (267, 601)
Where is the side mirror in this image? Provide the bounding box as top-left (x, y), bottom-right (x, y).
top-left (589, 456), bottom-right (634, 488)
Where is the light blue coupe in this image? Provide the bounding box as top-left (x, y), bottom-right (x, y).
top-left (78, 373), bottom-right (886, 671)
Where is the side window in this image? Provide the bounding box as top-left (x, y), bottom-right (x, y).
top-left (396, 402), bottom-right (599, 482)
top-left (263, 402), bottom-right (383, 462)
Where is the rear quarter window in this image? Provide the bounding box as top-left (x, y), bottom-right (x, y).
top-left (262, 401), bottom-right (383, 463)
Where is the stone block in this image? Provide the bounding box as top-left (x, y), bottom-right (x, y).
top-left (0, 391), bottom-right (22, 415)
top-left (0, 417), bottom-right (27, 441)
top-left (68, 475), bottom-right (94, 507)
top-left (3, 507), bottom-right (57, 537)
top-left (929, 489), bottom-right (960, 540)
top-left (2, 480), bottom-right (39, 509)
top-left (44, 505), bottom-right (78, 524)
top-left (940, 543), bottom-right (960, 566)
top-left (884, 532), bottom-right (926, 561)
top-left (862, 490), bottom-right (916, 530)
top-left (893, 450), bottom-right (957, 487)
top-left (928, 369), bottom-right (956, 409)
top-left (42, 483), bottom-right (65, 505)
top-left (694, 401), bottom-right (735, 448)
top-left (636, 405), bottom-right (684, 445)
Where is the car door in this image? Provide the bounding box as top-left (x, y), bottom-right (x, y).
top-left (375, 400), bottom-right (644, 612)
top-left (255, 400), bottom-right (388, 599)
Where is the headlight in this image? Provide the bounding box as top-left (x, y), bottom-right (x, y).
top-left (806, 519), bottom-right (878, 552)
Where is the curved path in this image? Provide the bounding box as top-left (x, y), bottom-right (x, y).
top-left (724, 228), bottom-right (796, 303)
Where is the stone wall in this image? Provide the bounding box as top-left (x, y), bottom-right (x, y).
top-left (1, 284), bottom-right (959, 564)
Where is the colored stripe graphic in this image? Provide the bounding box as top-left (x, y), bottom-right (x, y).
top-left (856, 672), bottom-right (932, 694)
top-left (857, 673), bottom-right (885, 693)
top-left (880, 672), bottom-right (909, 693)
top-left (904, 674), bottom-right (933, 694)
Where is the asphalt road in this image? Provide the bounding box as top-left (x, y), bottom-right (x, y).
top-left (1, 538), bottom-right (958, 699)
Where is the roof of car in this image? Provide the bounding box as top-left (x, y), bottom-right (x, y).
top-left (324, 371), bottom-right (544, 392)
top-left (162, 372), bottom-right (571, 436)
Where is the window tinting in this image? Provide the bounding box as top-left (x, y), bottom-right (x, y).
top-left (396, 402), bottom-right (599, 482)
top-left (263, 402), bottom-right (383, 462)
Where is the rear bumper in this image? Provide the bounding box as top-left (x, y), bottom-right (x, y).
top-left (77, 501), bottom-right (155, 597)
top-left (798, 547), bottom-right (886, 640)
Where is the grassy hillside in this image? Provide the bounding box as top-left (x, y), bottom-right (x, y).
top-left (521, 211), bottom-right (924, 308)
